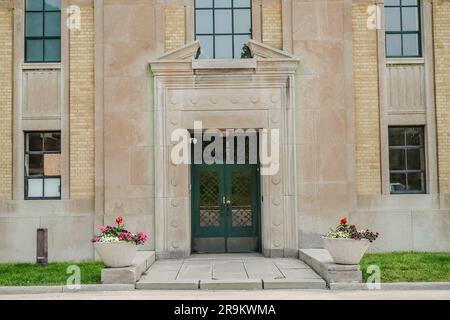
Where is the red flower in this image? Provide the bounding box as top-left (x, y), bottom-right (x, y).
top-left (340, 217), bottom-right (348, 225)
top-left (116, 216), bottom-right (124, 224)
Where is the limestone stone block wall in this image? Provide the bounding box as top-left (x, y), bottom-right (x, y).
top-left (293, 0), bottom-right (355, 248)
top-left (262, 0), bottom-right (282, 49)
top-left (352, 0), bottom-right (381, 195)
top-left (69, 4), bottom-right (95, 199)
top-left (165, 5), bottom-right (185, 52)
top-left (433, 0), bottom-right (450, 194)
top-left (102, 0), bottom-right (160, 251)
top-left (0, 2), bottom-right (13, 200)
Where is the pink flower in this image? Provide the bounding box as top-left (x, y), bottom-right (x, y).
top-left (138, 231), bottom-right (148, 242)
top-left (118, 232), bottom-right (126, 240)
top-left (116, 217), bottom-right (124, 224)
top-left (99, 226), bottom-right (109, 232)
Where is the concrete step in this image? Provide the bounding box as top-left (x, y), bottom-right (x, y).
top-left (299, 249), bottom-right (362, 284)
top-left (263, 278), bottom-right (326, 290)
top-left (101, 251), bottom-right (156, 284)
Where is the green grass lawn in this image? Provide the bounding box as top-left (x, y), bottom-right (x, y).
top-left (0, 262), bottom-right (105, 286)
top-left (360, 252), bottom-right (450, 282)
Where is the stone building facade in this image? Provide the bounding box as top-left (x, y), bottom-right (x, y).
top-left (0, 0), bottom-right (449, 262)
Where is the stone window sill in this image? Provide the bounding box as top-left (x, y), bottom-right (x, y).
top-left (386, 57), bottom-right (425, 65)
top-left (21, 62), bottom-right (61, 70)
top-left (192, 58), bottom-right (256, 70)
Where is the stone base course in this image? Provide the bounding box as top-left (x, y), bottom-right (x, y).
top-left (101, 251), bottom-right (155, 284)
top-left (299, 249), bottom-right (362, 284)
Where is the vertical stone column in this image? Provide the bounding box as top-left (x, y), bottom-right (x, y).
top-left (433, 0), bottom-right (450, 196)
top-left (69, 3), bottom-right (95, 199)
top-left (0, 2), bottom-right (13, 200)
top-left (352, 1), bottom-right (381, 195)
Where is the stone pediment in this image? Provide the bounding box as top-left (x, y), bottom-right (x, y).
top-left (247, 40), bottom-right (296, 60)
top-left (150, 40), bottom-right (299, 75)
top-left (156, 41), bottom-right (200, 61)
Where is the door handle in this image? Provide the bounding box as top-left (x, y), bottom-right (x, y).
top-left (222, 197), bottom-right (231, 206)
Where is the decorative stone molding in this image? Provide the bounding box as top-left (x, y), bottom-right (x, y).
top-left (149, 40), bottom-right (300, 259)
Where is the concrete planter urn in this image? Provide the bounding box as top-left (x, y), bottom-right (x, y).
top-left (93, 241), bottom-right (138, 268)
top-left (323, 217), bottom-right (379, 265)
top-left (322, 237), bottom-right (371, 265)
top-left (91, 216), bottom-right (148, 268)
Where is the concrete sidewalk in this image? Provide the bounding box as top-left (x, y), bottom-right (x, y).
top-left (1, 289), bottom-right (449, 300)
top-left (136, 254), bottom-right (326, 290)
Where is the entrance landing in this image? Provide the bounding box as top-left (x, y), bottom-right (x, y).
top-left (136, 254), bottom-right (326, 290)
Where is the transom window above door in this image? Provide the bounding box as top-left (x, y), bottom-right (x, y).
top-left (195, 0), bottom-right (252, 59)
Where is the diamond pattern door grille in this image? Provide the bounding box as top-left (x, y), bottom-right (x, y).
top-left (199, 171), bottom-right (221, 228)
top-left (231, 170), bottom-right (252, 227)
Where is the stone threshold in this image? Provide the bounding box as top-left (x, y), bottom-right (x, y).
top-left (101, 251), bottom-right (156, 284)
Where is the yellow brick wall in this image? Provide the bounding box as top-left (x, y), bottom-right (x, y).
top-left (69, 6), bottom-right (95, 199)
top-left (262, 2), bottom-right (282, 49)
top-left (165, 6), bottom-right (185, 52)
top-left (0, 5), bottom-right (13, 200)
top-left (434, 0), bottom-right (450, 193)
top-left (352, 1), bottom-right (381, 195)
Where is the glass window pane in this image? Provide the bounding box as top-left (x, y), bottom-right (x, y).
top-left (196, 0), bottom-right (213, 8)
top-left (44, 178), bottom-right (60, 197)
top-left (407, 148), bottom-right (423, 170)
top-left (215, 9), bottom-right (232, 34)
top-left (44, 12), bottom-right (60, 37)
top-left (43, 132), bottom-right (61, 151)
top-left (27, 132), bottom-right (43, 151)
top-left (44, 39), bottom-right (61, 61)
top-left (234, 34), bottom-right (250, 58)
top-left (215, 35), bottom-right (233, 58)
top-left (26, 39), bottom-right (44, 62)
top-left (233, 9), bottom-right (251, 34)
top-left (389, 149), bottom-right (406, 170)
top-left (26, 0), bottom-right (43, 11)
top-left (402, 0), bottom-right (417, 5)
top-left (197, 35), bottom-right (214, 59)
top-left (44, 0), bottom-right (61, 10)
top-left (390, 173), bottom-right (407, 193)
top-left (26, 12), bottom-right (43, 37)
top-left (403, 33), bottom-right (419, 56)
top-left (27, 179), bottom-right (43, 198)
top-left (402, 7), bottom-right (419, 31)
top-left (27, 154), bottom-right (44, 176)
top-left (386, 33), bottom-right (402, 56)
top-left (385, 7), bottom-right (401, 32)
top-left (405, 127), bottom-right (423, 145)
top-left (196, 9), bottom-right (213, 34)
top-left (234, 0), bottom-right (251, 7)
top-left (215, 0), bottom-right (231, 8)
top-left (407, 172), bottom-right (423, 192)
top-left (389, 127), bottom-right (405, 146)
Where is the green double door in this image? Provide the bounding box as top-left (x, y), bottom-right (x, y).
top-left (191, 163), bottom-right (261, 253)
